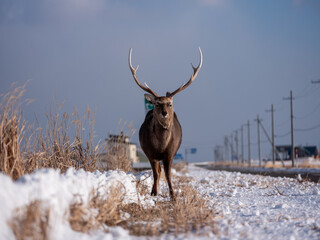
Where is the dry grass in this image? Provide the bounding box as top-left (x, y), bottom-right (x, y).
top-left (263, 161), bottom-right (320, 169)
top-left (0, 83), bottom-right (27, 180)
top-left (24, 103), bottom-right (100, 174)
top-left (69, 185), bottom-right (125, 233)
top-left (9, 200), bottom-right (50, 240)
top-left (4, 84), bottom-right (216, 238)
top-left (172, 160), bottom-right (189, 174)
top-left (67, 175), bottom-right (216, 237)
top-left (210, 162), bottom-right (250, 168)
top-left (121, 176), bottom-right (216, 236)
top-left (0, 83), bottom-right (104, 180)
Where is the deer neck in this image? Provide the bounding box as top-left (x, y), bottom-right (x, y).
top-left (152, 117), bottom-right (172, 149)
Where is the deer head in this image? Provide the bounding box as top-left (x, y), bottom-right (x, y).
top-left (129, 47), bottom-right (203, 123)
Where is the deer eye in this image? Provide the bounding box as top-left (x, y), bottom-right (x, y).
top-left (168, 103), bottom-right (172, 107)
top-left (155, 103), bottom-right (160, 108)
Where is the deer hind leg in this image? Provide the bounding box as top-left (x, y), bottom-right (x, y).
top-left (163, 159), bottom-right (175, 201)
top-left (150, 160), bottom-right (161, 196)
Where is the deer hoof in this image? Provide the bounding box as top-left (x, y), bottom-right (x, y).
top-left (151, 188), bottom-right (157, 196)
top-left (170, 193), bottom-right (176, 202)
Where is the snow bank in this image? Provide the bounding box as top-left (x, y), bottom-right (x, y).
top-left (1, 164), bottom-right (320, 240)
top-left (0, 168), bottom-right (153, 240)
top-left (188, 164), bottom-right (320, 240)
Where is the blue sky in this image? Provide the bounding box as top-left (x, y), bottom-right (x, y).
top-left (1, 0), bottom-right (320, 162)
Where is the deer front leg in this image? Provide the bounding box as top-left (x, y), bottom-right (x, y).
top-left (150, 160), bottom-right (161, 196)
top-left (163, 159), bottom-right (175, 201)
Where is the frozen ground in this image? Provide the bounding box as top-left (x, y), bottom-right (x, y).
top-left (187, 164), bottom-right (320, 240)
top-left (1, 163), bottom-right (320, 240)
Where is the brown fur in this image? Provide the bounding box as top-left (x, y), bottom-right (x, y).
top-left (139, 97), bottom-right (182, 199)
top-left (129, 48), bottom-right (202, 200)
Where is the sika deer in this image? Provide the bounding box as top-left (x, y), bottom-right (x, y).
top-left (129, 48), bottom-right (202, 200)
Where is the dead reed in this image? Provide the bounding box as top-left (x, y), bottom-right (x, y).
top-left (118, 175), bottom-right (216, 236)
top-left (0, 83), bottom-right (102, 180)
top-left (172, 160), bottom-right (189, 174)
top-left (69, 185), bottom-right (125, 233)
top-left (24, 103), bottom-right (100, 174)
top-left (9, 200), bottom-right (50, 240)
top-left (0, 83), bottom-right (27, 180)
top-left (66, 175), bottom-right (216, 237)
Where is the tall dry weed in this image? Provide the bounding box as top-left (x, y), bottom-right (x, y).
top-left (119, 175), bottom-right (216, 236)
top-left (67, 175), bottom-right (216, 237)
top-left (0, 83), bottom-right (102, 179)
top-left (0, 83), bottom-right (28, 180)
top-left (25, 103), bottom-right (100, 174)
top-left (68, 185), bottom-right (125, 233)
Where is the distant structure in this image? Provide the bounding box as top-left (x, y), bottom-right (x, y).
top-left (275, 145), bottom-right (319, 160)
top-left (102, 132), bottom-right (139, 163)
top-left (214, 145), bottom-right (224, 162)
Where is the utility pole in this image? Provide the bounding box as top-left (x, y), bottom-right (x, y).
top-left (266, 104), bottom-right (275, 165)
top-left (283, 90), bottom-right (295, 167)
top-left (234, 130), bottom-right (239, 165)
top-left (224, 136), bottom-right (229, 161)
top-left (247, 120), bottom-right (251, 167)
top-left (241, 125), bottom-right (244, 164)
top-left (224, 136), bottom-right (229, 162)
top-left (230, 133), bottom-right (234, 162)
top-left (260, 121), bottom-right (285, 167)
top-left (254, 115), bottom-right (262, 167)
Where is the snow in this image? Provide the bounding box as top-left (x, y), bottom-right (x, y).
top-left (1, 163), bottom-right (320, 240)
top-left (0, 168), bottom-right (153, 240)
top-left (187, 164), bottom-right (320, 240)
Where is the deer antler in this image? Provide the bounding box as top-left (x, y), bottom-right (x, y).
top-left (168, 47), bottom-right (203, 97)
top-left (129, 48), bottom-right (159, 97)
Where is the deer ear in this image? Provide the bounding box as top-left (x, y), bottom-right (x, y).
top-left (144, 94), bottom-right (155, 104)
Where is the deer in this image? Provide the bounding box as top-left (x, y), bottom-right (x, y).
top-left (129, 48), bottom-right (202, 200)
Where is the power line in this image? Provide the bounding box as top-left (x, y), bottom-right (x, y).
top-left (275, 131), bottom-right (291, 138)
top-left (276, 117), bottom-right (290, 127)
top-left (295, 81), bottom-right (320, 99)
top-left (250, 139), bottom-right (269, 146)
top-left (295, 124), bottom-right (320, 132)
top-left (275, 124), bottom-right (320, 136)
top-left (295, 83), bottom-right (314, 99)
top-left (295, 101), bottom-right (320, 120)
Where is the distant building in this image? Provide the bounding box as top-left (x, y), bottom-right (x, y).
top-left (103, 132), bottom-right (139, 163)
top-left (275, 145), bottom-right (319, 160)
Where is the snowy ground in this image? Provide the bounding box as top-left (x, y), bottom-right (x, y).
top-left (1, 163), bottom-right (320, 240)
top-left (187, 164), bottom-right (320, 240)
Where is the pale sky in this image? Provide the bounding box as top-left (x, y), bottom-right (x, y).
top-left (1, 0), bottom-right (320, 162)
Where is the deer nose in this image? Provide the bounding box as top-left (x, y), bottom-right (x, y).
top-left (162, 111), bottom-right (168, 117)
